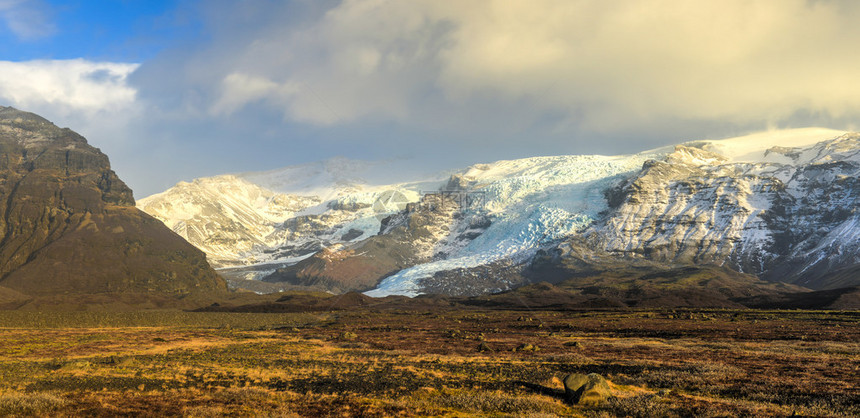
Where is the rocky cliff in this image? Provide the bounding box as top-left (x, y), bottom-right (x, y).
top-left (0, 106), bottom-right (225, 300)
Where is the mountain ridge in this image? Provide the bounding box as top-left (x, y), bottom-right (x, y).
top-left (139, 127), bottom-right (860, 298)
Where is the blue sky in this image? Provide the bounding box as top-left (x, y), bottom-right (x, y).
top-left (0, 1), bottom-right (196, 61)
top-left (1, 0), bottom-right (860, 197)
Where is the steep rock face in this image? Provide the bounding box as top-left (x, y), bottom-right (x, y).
top-left (597, 146), bottom-right (781, 269)
top-left (596, 134), bottom-right (860, 289)
top-left (0, 106), bottom-right (224, 296)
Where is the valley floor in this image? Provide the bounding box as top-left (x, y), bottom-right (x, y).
top-left (0, 309), bottom-right (856, 417)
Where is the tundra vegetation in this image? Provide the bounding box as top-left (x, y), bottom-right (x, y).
top-left (0, 308), bottom-right (856, 417)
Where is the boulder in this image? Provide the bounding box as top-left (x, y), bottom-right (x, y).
top-left (563, 373), bottom-right (611, 406)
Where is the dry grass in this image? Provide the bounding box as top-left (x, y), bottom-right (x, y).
top-left (0, 309), bottom-right (855, 416)
top-left (0, 391), bottom-right (66, 416)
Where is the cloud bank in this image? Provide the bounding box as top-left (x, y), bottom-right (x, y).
top-left (189, 0), bottom-right (860, 133)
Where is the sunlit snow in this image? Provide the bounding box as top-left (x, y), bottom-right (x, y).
top-left (366, 154), bottom-right (659, 297)
top-left (138, 128), bottom-right (860, 295)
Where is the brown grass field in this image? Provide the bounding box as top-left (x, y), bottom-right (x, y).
top-left (0, 308), bottom-right (857, 417)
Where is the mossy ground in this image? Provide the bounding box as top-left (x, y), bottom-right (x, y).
top-left (0, 309), bottom-right (856, 417)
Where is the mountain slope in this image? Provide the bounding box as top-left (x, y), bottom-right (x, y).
top-left (138, 175), bottom-right (320, 267)
top-left (369, 129), bottom-right (860, 295)
top-left (0, 106), bottom-right (225, 298)
top-left (139, 127), bottom-right (860, 298)
top-left (595, 131), bottom-right (860, 289)
top-left (138, 158), bottom-right (446, 274)
top-left (262, 192), bottom-right (466, 292)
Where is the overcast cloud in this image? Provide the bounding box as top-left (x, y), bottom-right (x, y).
top-left (2, 0), bottom-right (860, 197)
top-left (193, 0), bottom-right (860, 130)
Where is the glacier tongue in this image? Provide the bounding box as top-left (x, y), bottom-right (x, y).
top-left (367, 154), bottom-right (660, 297)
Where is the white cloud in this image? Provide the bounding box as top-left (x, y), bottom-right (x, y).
top-left (197, 0), bottom-right (860, 132)
top-left (0, 0), bottom-right (54, 40)
top-left (432, 0), bottom-right (860, 131)
top-left (0, 59), bottom-right (139, 117)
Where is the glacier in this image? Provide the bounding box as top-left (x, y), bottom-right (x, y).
top-left (366, 154), bottom-right (660, 296)
top-left (139, 127), bottom-right (860, 295)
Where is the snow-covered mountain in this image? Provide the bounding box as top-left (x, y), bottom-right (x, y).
top-left (138, 158), bottom-right (447, 271)
top-left (139, 128), bottom-right (860, 295)
top-left (595, 128), bottom-right (860, 289)
top-left (137, 175), bottom-right (321, 267)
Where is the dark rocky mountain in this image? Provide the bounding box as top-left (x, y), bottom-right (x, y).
top-left (0, 106), bottom-right (225, 305)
